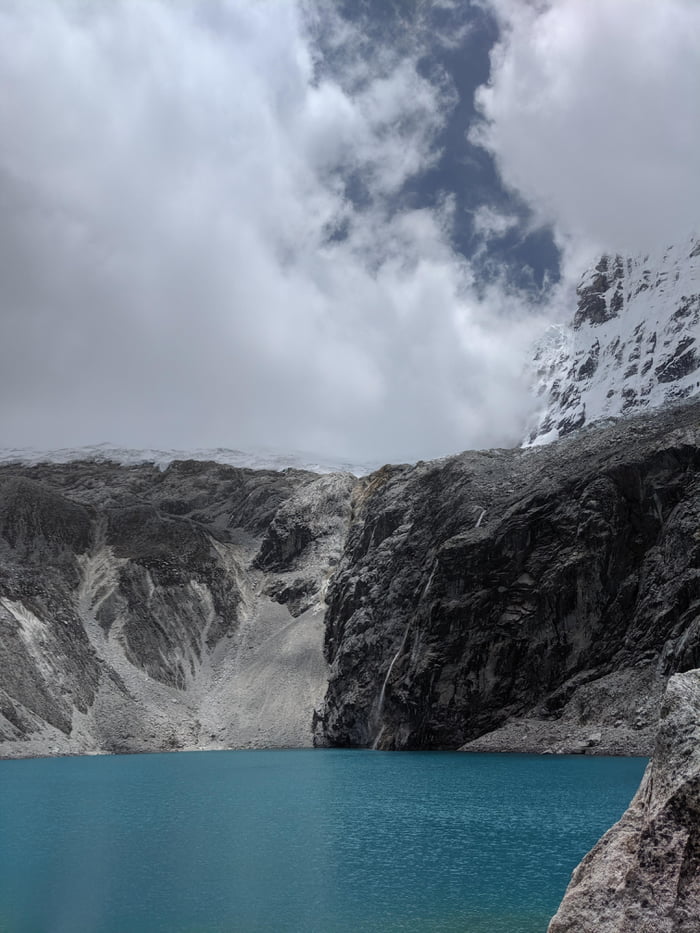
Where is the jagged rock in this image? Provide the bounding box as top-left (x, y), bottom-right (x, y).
top-left (574, 256), bottom-right (621, 328)
top-left (254, 472), bottom-right (356, 615)
top-left (528, 237), bottom-right (700, 445)
top-left (548, 670), bottom-right (700, 933)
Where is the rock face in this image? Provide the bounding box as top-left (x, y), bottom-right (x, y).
top-left (548, 669), bottom-right (700, 933)
top-left (528, 238), bottom-right (700, 445)
top-left (0, 459), bottom-right (356, 756)
top-left (3, 395), bottom-right (700, 759)
top-left (317, 397), bottom-right (700, 753)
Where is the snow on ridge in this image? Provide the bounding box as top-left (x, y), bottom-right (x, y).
top-left (0, 442), bottom-right (378, 477)
top-left (525, 236), bottom-right (700, 446)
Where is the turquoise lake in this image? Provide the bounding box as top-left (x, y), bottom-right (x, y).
top-left (0, 750), bottom-right (646, 933)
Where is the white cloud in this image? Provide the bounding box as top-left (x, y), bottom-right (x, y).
top-left (472, 205), bottom-right (519, 241)
top-left (472, 0), bottom-right (700, 254)
top-left (0, 0), bottom-right (543, 463)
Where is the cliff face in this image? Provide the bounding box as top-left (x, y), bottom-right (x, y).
top-left (317, 398), bottom-right (700, 752)
top-left (2, 397), bottom-right (700, 759)
top-left (0, 460), bottom-right (356, 756)
top-left (548, 669), bottom-right (700, 933)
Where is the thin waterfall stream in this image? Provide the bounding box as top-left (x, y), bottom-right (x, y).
top-left (372, 562), bottom-right (440, 748)
top-left (372, 627), bottom-right (410, 750)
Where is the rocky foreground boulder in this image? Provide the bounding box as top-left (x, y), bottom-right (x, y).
top-left (548, 669), bottom-right (700, 933)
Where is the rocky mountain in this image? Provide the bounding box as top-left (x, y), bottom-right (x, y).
top-left (3, 253), bottom-right (700, 933)
top-left (0, 459), bottom-right (355, 756)
top-left (527, 237), bottom-right (700, 445)
top-left (2, 395), bottom-right (700, 759)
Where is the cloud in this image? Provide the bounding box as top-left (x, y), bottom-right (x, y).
top-left (472, 0), bottom-right (700, 253)
top-left (471, 205), bottom-right (519, 241)
top-left (0, 0), bottom-right (543, 463)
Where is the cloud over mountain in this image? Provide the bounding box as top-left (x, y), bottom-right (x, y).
top-left (0, 0), bottom-right (542, 462)
top-left (473, 0), bottom-right (700, 254)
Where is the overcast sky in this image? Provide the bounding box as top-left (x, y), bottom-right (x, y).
top-left (0, 0), bottom-right (698, 464)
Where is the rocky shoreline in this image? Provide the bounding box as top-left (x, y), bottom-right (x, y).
top-left (548, 669), bottom-right (700, 932)
top-left (460, 667), bottom-right (662, 757)
top-left (460, 718), bottom-right (654, 758)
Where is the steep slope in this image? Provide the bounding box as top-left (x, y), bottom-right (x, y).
top-left (317, 397), bottom-right (700, 752)
top-left (548, 669), bottom-right (700, 933)
top-left (0, 460), bottom-right (356, 757)
top-left (528, 238), bottom-right (700, 444)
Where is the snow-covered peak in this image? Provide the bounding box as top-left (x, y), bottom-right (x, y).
top-left (0, 442), bottom-right (378, 477)
top-left (526, 237), bottom-right (700, 445)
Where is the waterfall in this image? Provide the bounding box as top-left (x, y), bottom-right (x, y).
top-left (372, 624), bottom-right (411, 749)
top-left (421, 564), bottom-right (436, 599)
top-left (371, 560), bottom-right (438, 749)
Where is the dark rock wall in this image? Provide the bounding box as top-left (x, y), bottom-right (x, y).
top-left (318, 400), bottom-right (700, 749)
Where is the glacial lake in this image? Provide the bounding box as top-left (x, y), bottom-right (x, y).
top-left (0, 749), bottom-right (646, 933)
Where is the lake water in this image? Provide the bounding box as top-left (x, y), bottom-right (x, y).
top-left (0, 750), bottom-right (646, 933)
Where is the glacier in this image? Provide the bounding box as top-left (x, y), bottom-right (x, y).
top-left (0, 442), bottom-right (378, 478)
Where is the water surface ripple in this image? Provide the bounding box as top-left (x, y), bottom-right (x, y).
top-left (0, 749), bottom-right (646, 933)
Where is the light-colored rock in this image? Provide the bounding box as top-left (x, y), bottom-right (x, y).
top-left (548, 669), bottom-right (700, 933)
top-left (0, 461), bottom-right (356, 758)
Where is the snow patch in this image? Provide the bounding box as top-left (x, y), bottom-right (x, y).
top-left (0, 443), bottom-right (377, 477)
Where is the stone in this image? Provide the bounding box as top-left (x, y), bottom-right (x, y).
top-left (548, 670), bottom-right (700, 933)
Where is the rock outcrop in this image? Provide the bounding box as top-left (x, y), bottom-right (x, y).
top-left (548, 669), bottom-right (700, 933)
